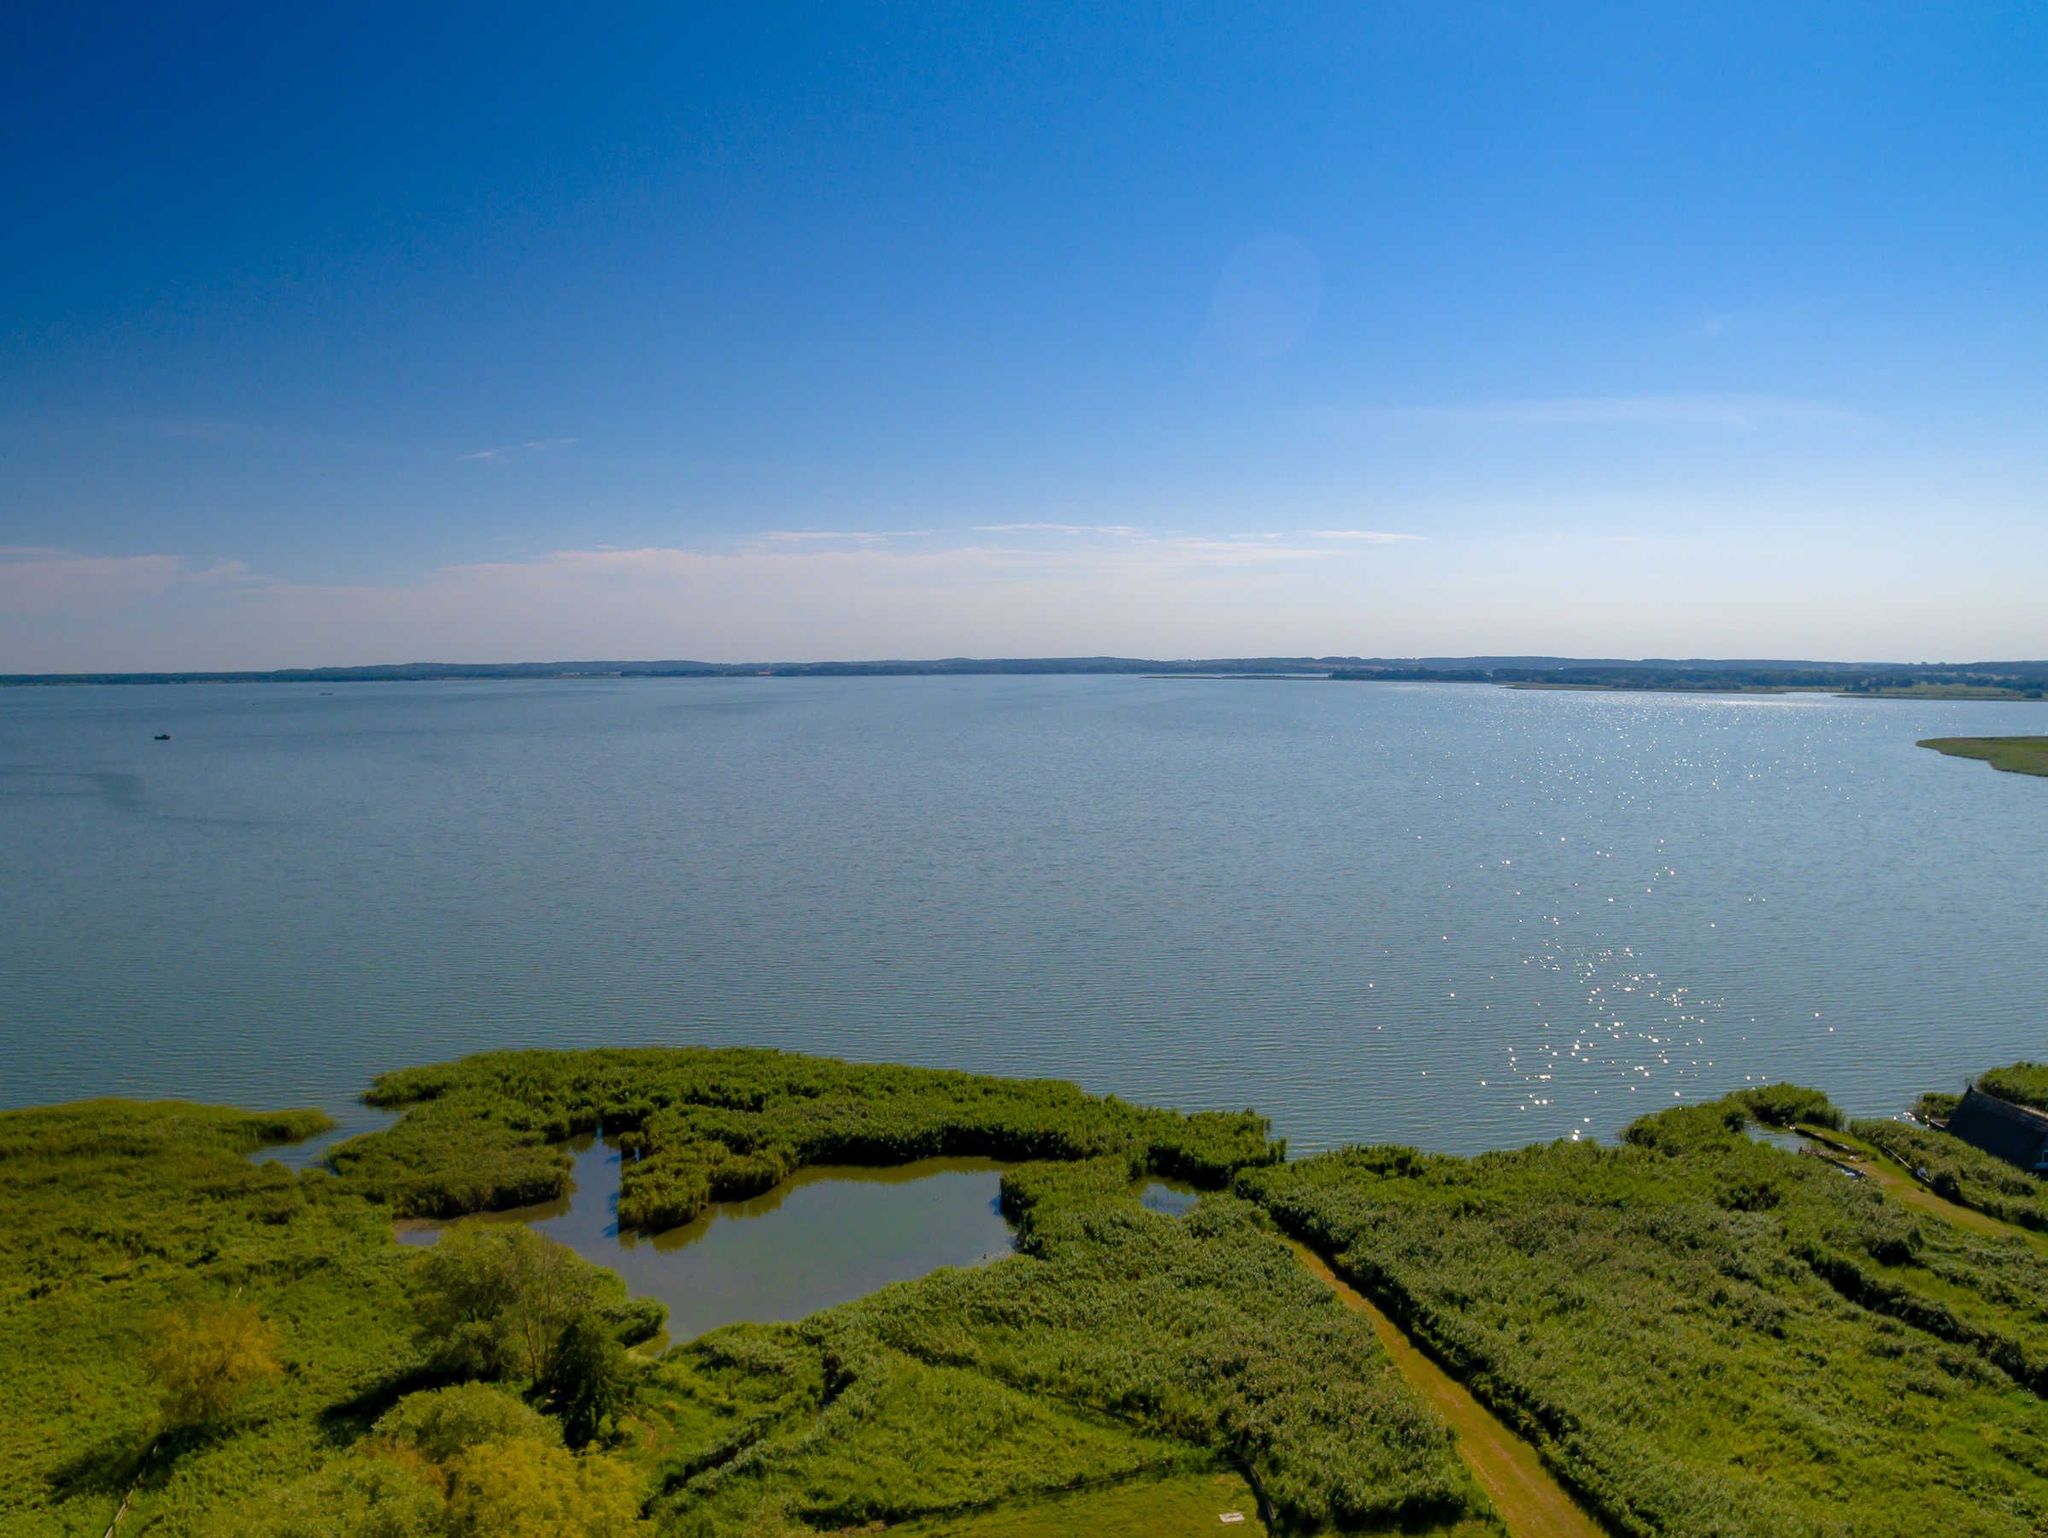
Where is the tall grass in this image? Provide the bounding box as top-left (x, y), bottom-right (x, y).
top-left (336, 1047), bottom-right (1278, 1227)
top-left (2, 1053), bottom-right (1480, 1537)
top-left (1243, 1086), bottom-right (2048, 1538)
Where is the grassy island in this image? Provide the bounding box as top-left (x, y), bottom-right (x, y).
top-left (11, 1050), bottom-right (2048, 1536)
top-left (1918, 736), bottom-right (2048, 778)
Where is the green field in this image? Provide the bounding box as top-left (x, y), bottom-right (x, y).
top-left (1241, 1085), bottom-right (2048, 1538)
top-left (1918, 736), bottom-right (2048, 777)
top-left (0, 1050), bottom-right (1489, 1537)
top-left (15, 1051), bottom-right (2048, 1535)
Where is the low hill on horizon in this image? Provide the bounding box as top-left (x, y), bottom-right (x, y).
top-left (7, 654), bottom-right (2048, 691)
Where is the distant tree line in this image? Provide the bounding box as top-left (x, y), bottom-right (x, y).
top-left (1330, 661), bottom-right (2048, 695)
top-left (10, 655), bottom-right (2048, 690)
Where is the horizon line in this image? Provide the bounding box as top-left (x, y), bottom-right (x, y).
top-left (7, 652), bottom-right (2046, 685)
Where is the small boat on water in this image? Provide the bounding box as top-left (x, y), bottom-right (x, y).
top-left (153, 733), bottom-right (171, 741)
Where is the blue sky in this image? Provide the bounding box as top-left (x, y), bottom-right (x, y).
top-left (4, 3), bottom-right (2044, 668)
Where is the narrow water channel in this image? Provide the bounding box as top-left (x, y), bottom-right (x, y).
top-left (396, 1136), bottom-right (1018, 1340)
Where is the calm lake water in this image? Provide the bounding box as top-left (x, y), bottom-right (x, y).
top-left (5, 677), bottom-right (2046, 1153)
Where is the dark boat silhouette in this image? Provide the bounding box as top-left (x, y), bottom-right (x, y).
top-left (153, 733), bottom-right (171, 741)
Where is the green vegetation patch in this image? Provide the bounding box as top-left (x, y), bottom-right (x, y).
top-left (1241, 1086), bottom-right (2048, 1538)
top-left (1854, 1118), bottom-right (2048, 1234)
top-left (1918, 736), bottom-right (2048, 778)
top-left (644, 1161), bottom-right (1487, 1535)
top-left (1979, 1062), bottom-right (2048, 1110)
top-left (0, 1100), bottom-right (415, 1537)
top-left (347, 1052), bottom-right (1487, 1536)
top-left (0, 1052), bottom-right (1495, 1538)
top-left (338, 1046), bottom-right (1279, 1227)
top-left (887, 1468), bottom-right (1273, 1536)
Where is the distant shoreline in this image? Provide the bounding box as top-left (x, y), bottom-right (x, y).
top-left (7, 653), bottom-right (2047, 699)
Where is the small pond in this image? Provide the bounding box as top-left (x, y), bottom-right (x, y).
top-left (1137, 1178), bottom-right (1201, 1216)
top-left (1744, 1125), bottom-right (1808, 1155)
top-left (397, 1137), bottom-right (1018, 1341)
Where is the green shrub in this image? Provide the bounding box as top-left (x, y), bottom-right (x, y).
top-left (1978, 1063), bottom-right (2048, 1112)
top-left (376, 1383), bottom-right (560, 1460)
top-left (408, 1225), bottom-right (625, 1383)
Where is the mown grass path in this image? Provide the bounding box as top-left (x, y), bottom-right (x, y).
top-left (1797, 1123), bottom-right (2048, 1248)
top-left (1286, 1241), bottom-right (1606, 1538)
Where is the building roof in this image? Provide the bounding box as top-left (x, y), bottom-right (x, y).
top-left (1948, 1085), bottom-right (2048, 1172)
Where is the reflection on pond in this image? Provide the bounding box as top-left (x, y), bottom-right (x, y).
top-left (1744, 1124), bottom-right (1807, 1155)
top-left (397, 1136), bottom-right (1017, 1341)
top-left (1137, 1178), bottom-right (1200, 1217)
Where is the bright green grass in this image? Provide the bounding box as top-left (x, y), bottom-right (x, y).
top-left (1854, 1116), bottom-right (2048, 1233)
top-left (1241, 1089), bottom-right (2048, 1538)
top-left (1978, 1062), bottom-right (2048, 1109)
top-left (44, 1052), bottom-right (2048, 1536)
top-left (336, 1046), bottom-right (1278, 1225)
top-left (1918, 736), bottom-right (2048, 777)
top-left (889, 1469), bottom-right (1270, 1536)
top-left (0, 1100), bottom-right (413, 1538)
top-left (0, 1051), bottom-right (1490, 1537)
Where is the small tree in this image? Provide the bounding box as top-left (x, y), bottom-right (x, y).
top-left (540, 1314), bottom-right (632, 1448)
top-left (144, 1300), bottom-right (282, 1428)
top-left (410, 1225), bottom-right (602, 1382)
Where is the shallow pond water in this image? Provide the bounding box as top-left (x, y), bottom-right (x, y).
top-left (1137, 1178), bottom-right (1201, 1216)
top-left (1744, 1124), bottom-right (1808, 1155)
top-left (252, 1107), bottom-right (398, 1171)
top-left (397, 1136), bottom-right (1017, 1340)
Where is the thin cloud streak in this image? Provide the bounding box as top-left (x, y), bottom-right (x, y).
top-left (756, 529), bottom-right (938, 543)
top-left (2, 527), bottom-right (2036, 671)
top-left (972, 522), bottom-right (1148, 537)
top-left (458, 437), bottom-right (580, 462)
top-left (0, 548), bottom-right (248, 614)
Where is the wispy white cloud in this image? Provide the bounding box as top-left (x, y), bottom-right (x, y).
top-left (0, 548), bottom-right (248, 614)
top-left (7, 521), bottom-right (2040, 671)
top-left (458, 437), bottom-right (580, 462)
top-left (1354, 395), bottom-right (1866, 429)
top-left (1305, 529), bottom-right (1424, 544)
top-left (756, 529), bottom-right (937, 544)
top-left (1, 526), bottom-right (1433, 668)
top-left (972, 522), bottom-right (1147, 537)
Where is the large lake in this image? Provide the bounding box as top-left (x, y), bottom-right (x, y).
top-left (3, 677), bottom-right (2044, 1154)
